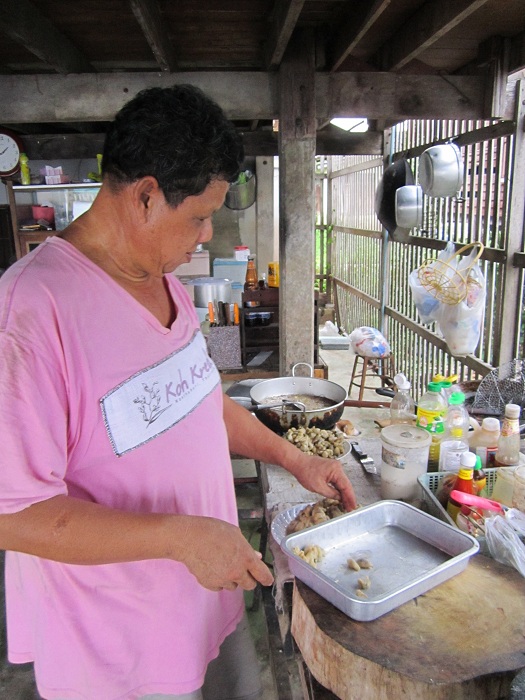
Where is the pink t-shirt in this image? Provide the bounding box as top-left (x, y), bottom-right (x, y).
top-left (0, 237), bottom-right (244, 699)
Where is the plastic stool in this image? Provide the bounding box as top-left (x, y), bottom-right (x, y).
top-left (348, 354), bottom-right (395, 401)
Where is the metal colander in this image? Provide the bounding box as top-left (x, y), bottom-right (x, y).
top-left (471, 359), bottom-right (525, 416)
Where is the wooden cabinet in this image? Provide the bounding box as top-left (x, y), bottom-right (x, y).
top-left (241, 287), bottom-right (320, 367)
top-left (241, 288), bottom-right (279, 366)
top-left (6, 181), bottom-right (101, 259)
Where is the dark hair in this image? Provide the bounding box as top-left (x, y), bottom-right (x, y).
top-left (102, 84), bottom-right (244, 206)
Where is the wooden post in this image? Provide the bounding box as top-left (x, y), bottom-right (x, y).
top-left (497, 79), bottom-right (525, 365)
top-left (278, 29), bottom-right (316, 374)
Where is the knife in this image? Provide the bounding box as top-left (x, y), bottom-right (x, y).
top-left (350, 442), bottom-right (377, 474)
top-left (224, 303), bottom-right (231, 326)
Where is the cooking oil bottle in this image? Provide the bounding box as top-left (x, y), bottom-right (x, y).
top-left (244, 255), bottom-right (258, 291)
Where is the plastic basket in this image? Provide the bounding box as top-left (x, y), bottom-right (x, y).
top-left (418, 468), bottom-right (499, 528)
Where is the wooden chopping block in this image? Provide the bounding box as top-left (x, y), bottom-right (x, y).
top-left (291, 554), bottom-right (525, 700)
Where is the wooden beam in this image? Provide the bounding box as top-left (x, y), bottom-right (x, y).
top-left (318, 72), bottom-right (488, 120)
top-left (265, 0), bottom-right (305, 71)
top-left (0, 71), bottom-right (491, 125)
top-left (129, 0), bottom-right (177, 72)
top-left (0, 0), bottom-right (95, 74)
top-left (382, 0), bottom-right (490, 71)
top-left (330, 0), bottom-right (391, 72)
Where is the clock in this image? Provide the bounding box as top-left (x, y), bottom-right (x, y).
top-left (0, 128), bottom-right (24, 178)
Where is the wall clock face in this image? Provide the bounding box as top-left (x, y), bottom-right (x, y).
top-left (0, 129), bottom-right (23, 177)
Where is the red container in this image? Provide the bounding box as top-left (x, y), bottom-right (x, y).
top-left (32, 205), bottom-right (55, 227)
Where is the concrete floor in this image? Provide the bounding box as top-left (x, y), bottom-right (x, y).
top-left (0, 348), bottom-right (392, 700)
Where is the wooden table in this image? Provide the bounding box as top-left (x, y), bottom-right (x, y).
top-left (260, 437), bottom-right (525, 700)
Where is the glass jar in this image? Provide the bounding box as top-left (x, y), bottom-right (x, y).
top-left (511, 466), bottom-right (525, 513)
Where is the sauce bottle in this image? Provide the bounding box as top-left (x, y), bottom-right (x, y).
top-left (427, 416), bottom-right (445, 472)
top-left (472, 455), bottom-right (487, 496)
top-left (20, 153), bottom-right (31, 185)
top-left (447, 451), bottom-right (475, 523)
top-left (244, 255), bottom-right (258, 291)
top-left (495, 404), bottom-right (521, 467)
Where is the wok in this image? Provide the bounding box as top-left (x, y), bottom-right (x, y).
top-left (249, 363), bottom-right (347, 434)
top-left (374, 158), bottom-right (415, 233)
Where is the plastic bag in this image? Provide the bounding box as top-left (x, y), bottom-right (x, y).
top-left (409, 241), bottom-right (456, 324)
top-left (485, 510), bottom-right (525, 578)
top-left (349, 327), bottom-right (390, 358)
top-left (435, 248), bottom-right (486, 356)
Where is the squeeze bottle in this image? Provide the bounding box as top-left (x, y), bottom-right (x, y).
top-left (390, 373), bottom-right (416, 425)
top-left (447, 451), bottom-right (475, 523)
top-left (495, 404), bottom-right (521, 467)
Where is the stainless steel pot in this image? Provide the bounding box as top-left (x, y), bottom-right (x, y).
top-left (189, 277), bottom-right (232, 307)
top-left (249, 363), bottom-right (347, 434)
top-left (419, 142), bottom-right (464, 198)
top-left (374, 158), bottom-right (415, 233)
top-left (395, 185), bottom-right (423, 229)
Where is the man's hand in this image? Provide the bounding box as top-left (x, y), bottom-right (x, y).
top-left (286, 454), bottom-right (357, 512)
top-left (175, 516), bottom-right (274, 592)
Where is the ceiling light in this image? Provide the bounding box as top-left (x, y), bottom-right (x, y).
top-left (330, 118), bottom-right (368, 133)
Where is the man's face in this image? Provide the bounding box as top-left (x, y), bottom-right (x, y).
top-left (145, 178), bottom-right (229, 275)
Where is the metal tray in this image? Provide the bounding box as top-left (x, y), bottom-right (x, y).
top-left (282, 500), bottom-right (479, 621)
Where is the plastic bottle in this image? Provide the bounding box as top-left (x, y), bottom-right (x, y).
top-left (439, 391), bottom-right (470, 472)
top-left (447, 451), bottom-right (475, 523)
top-left (427, 416), bottom-right (445, 472)
top-left (390, 373), bottom-right (416, 425)
top-left (469, 416), bottom-right (500, 469)
top-left (244, 255), bottom-right (258, 291)
top-left (20, 153), bottom-right (31, 185)
top-left (495, 403), bottom-right (521, 467)
top-left (472, 455), bottom-right (487, 496)
top-left (416, 382), bottom-right (447, 433)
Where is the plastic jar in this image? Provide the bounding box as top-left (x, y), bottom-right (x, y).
top-left (469, 416), bottom-right (500, 469)
top-left (380, 424), bottom-right (431, 501)
top-left (490, 466), bottom-right (517, 507)
top-left (511, 466), bottom-right (525, 513)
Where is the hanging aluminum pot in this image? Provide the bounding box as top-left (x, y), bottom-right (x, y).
top-left (419, 142), bottom-right (464, 198)
top-left (395, 185), bottom-right (423, 229)
top-left (374, 158), bottom-right (415, 233)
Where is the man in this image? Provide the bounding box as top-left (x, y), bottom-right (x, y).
top-left (0, 84), bottom-right (356, 700)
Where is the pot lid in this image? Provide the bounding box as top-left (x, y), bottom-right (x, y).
top-left (381, 424), bottom-right (431, 448)
top-left (188, 277), bottom-right (232, 286)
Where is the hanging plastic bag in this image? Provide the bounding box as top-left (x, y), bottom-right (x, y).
top-left (485, 510), bottom-right (525, 578)
top-left (435, 245), bottom-right (486, 356)
top-left (349, 326), bottom-right (391, 357)
top-left (409, 241), bottom-right (456, 324)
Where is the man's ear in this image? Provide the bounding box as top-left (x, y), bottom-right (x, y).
top-left (133, 177), bottom-right (162, 220)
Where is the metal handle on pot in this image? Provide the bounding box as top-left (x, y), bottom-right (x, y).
top-left (292, 362), bottom-right (314, 378)
top-left (251, 400), bottom-right (307, 413)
